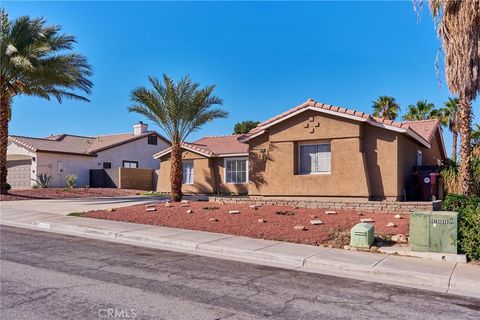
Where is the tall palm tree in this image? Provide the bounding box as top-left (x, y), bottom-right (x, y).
top-left (128, 74), bottom-right (227, 201)
top-left (402, 100), bottom-right (438, 121)
top-left (0, 9), bottom-right (93, 194)
top-left (372, 96), bottom-right (400, 120)
top-left (415, 0), bottom-right (479, 194)
top-left (438, 98), bottom-right (460, 161)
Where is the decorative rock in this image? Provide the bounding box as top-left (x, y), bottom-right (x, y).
top-left (343, 245), bottom-right (351, 250)
top-left (310, 220), bottom-right (323, 225)
top-left (146, 207), bottom-right (156, 212)
top-left (325, 211), bottom-right (337, 215)
top-left (106, 208), bottom-right (115, 212)
top-left (229, 210), bottom-right (240, 214)
top-left (186, 209), bottom-right (193, 214)
top-left (209, 218), bottom-right (218, 222)
top-left (145, 204), bottom-right (155, 208)
top-left (394, 214), bottom-right (402, 219)
top-left (250, 205), bottom-right (261, 209)
top-left (165, 202), bottom-right (172, 207)
top-left (310, 215), bottom-right (317, 219)
top-left (360, 218), bottom-right (374, 223)
top-left (370, 246), bottom-right (379, 253)
top-left (181, 200), bottom-right (189, 204)
top-left (294, 225), bottom-right (306, 231)
top-left (391, 234), bottom-right (408, 243)
top-left (386, 222), bottom-right (396, 227)
top-left (258, 219), bottom-right (266, 223)
top-left (357, 212), bottom-right (364, 216)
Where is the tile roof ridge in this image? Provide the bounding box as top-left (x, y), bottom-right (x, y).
top-left (402, 119), bottom-right (439, 124)
top-left (10, 134), bottom-right (63, 141)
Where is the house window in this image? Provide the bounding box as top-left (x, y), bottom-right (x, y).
top-left (122, 160), bottom-right (138, 168)
top-left (148, 135), bottom-right (157, 145)
top-left (416, 150), bottom-right (423, 167)
top-left (182, 161), bottom-right (194, 184)
top-left (224, 158), bottom-right (248, 184)
top-left (103, 162), bottom-right (112, 169)
top-left (298, 143), bottom-right (331, 174)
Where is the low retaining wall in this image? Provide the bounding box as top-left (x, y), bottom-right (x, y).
top-left (209, 196), bottom-right (442, 214)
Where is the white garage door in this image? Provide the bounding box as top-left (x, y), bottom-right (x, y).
top-left (7, 159), bottom-right (32, 189)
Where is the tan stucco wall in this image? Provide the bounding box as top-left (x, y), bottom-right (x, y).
top-left (363, 125), bottom-right (399, 200)
top-left (157, 150), bottom-right (215, 194)
top-left (248, 111), bottom-right (371, 198)
top-left (156, 150), bottom-right (249, 194)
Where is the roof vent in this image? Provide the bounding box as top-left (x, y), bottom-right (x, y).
top-left (133, 121), bottom-right (148, 135)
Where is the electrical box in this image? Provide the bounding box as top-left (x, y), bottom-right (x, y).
top-left (410, 211), bottom-right (458, 254)
top-left (350, 223), bottom-right (374, 248)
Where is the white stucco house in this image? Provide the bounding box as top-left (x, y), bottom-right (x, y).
top-left (7, 122), bottom-right (169, 188)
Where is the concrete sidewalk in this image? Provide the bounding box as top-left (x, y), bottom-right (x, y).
top-left (1, 197), bottom-right (479, 299)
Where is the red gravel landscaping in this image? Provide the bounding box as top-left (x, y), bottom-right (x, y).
top-left (80, 201), bottom-right (409, 247)
top-left (0, 188), bottom-right (143, 201)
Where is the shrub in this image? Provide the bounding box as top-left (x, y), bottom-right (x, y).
top-left (442, 194), bottom-right (480, 260)
top-left (65, 175), bottom-right (77, 190)
top-left (32, 173), bottom-right (52, 188)
top-left (441, 156), bottom-right (480, 195)
top-left (5, 183), bottom-right (11, 191)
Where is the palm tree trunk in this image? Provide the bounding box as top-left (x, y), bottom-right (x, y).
top-left (452, 130), bottom-right (458, 162)
top-left (458, 99), bottom-right (473, 195)
top-left (170, 143), bottom-right (183, 202)
top-left (0, 96), bottom-right (10, 195)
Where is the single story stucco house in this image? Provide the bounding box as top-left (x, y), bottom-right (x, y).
top-left (7, 122), bottom-right (169, 188)
top-left (155, 99), bottom-right (446, 200)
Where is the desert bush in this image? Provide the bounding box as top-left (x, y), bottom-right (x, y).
top-left (65, 175), bottom-right (77, 190)
top-left (441, 157), bottom-right (480, 195)
top-left (442, 194), bottom-right (480, 260)
top-left (4, 183), bottom-right (11, 191)
top-left (32, 173), bottom-right (52, 188)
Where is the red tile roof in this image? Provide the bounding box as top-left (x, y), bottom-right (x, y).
top-left (242, 99), bottom-right (440, 146)
top-left (9, 131), bottom-right (167, 156)
top-left (154, 134), bottom-right (248, 159)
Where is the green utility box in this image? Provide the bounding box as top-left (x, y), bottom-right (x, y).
top-left (410, 211), bottom-right (458, 254)
top-left (350, 223), bottom-right (374, 248)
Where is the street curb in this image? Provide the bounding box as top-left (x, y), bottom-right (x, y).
top-left (1, 219), bottom-right (479, 299)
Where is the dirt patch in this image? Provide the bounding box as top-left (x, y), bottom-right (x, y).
top-left (80, 202), bottom-right (409, 247)
top-left (0, 188), bottom-right (143, 201)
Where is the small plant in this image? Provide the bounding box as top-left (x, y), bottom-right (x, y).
top-left (65, 175), bottom-right (77, 190)
top-left (4, 183), bottom-right (11, 191)
top-left (67, 212), bottom-right (83, 217)
top-left (32, 173), bottom-right (52, 188)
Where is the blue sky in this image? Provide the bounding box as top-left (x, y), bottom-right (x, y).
top-left (4, 1), bottom-right (479, 156)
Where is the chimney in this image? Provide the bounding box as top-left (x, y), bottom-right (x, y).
top-left (133, 121), bottom-right (148, 135)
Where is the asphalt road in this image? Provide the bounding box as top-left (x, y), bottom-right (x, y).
top-left (1, 226), bottom-right (479, 320)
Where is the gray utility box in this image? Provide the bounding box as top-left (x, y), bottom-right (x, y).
top-left (350, 223), bottom-right (374, 248)
top-left (410, 211), bottom-right (458, 254)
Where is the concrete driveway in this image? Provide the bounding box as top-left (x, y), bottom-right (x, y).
top-left (0, 196), bottom-right (163, 216)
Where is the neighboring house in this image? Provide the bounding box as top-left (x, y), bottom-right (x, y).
top-left (154, 135), bottom-right (249, 194)
top-left (7, 122), bottom-right (169, 188)
top-left (155, 99), bottom-right (446, 200)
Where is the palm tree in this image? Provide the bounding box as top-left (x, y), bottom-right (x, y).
top-left (402, 100), bottom-right (438, 121)
top-left (128, 75), bottom-right (227, 201)
top-left (438, 98), bottom-right (460, 161)
top-left (372, 96), bottom-right (400, 120)
top-left (0, 9), bottom-right (93, 194)
top-left (415, 1), bottom-right (479, 194)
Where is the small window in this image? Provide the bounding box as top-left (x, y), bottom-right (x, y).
top-left (103, 162), bottom-right (112, 169)
top-left (416, 150), bottom-right (423, 167)
top-left (182, 161), bottom-right (194, 184)
top-left (225, 158), bottom-right (248, 184)
top-left (298, 143), bottom-right (331, 174)
top-left (122, 160), bottom-right (138, 168)
top-left (148, 135), bottom-right (157, 145)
